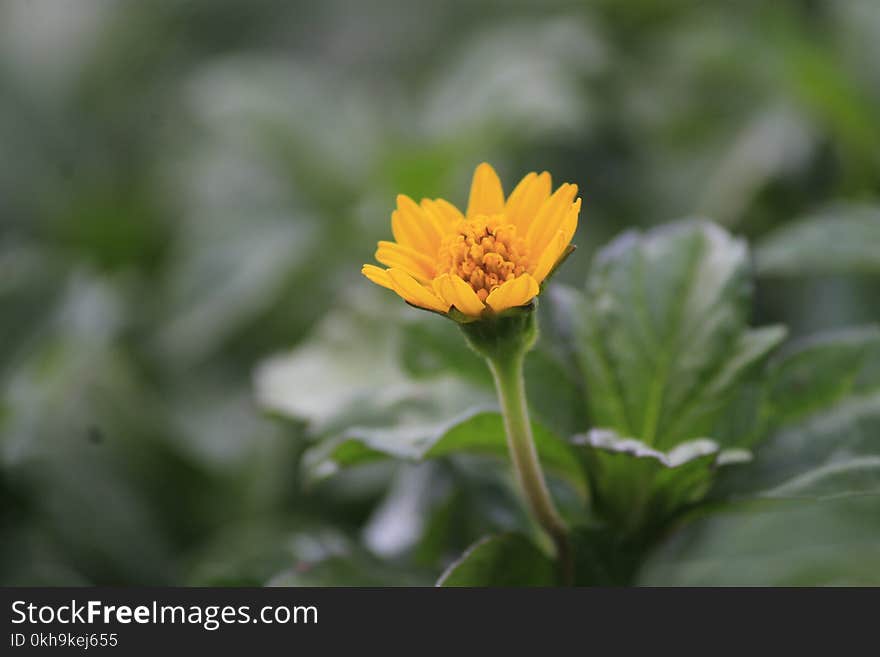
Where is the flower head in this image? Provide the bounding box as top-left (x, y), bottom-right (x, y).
top-left (362, 163), bottom-right (581, 320)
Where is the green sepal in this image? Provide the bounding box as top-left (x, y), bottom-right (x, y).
top-left (457, 302), bottom-right (538, 361)
top-left (405, 300), bottom-right (537, 329)
top-left (447, 306), bottom-right (481, 324)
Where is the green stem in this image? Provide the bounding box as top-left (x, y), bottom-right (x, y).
top-left (487, 350), bottom-right (574, 586)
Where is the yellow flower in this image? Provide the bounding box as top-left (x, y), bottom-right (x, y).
top-left (362, 162), bottom-right (581, 318)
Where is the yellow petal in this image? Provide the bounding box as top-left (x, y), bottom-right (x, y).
top-left (375, 241), bottom-right (435, 281)
top-left (505, 171), bottom-right (551, 233)
top-left (387, 268), bottom-right (450, 313)
top-left (467, 162), bottom-right (505, 217)
top-left (362, 264), bottom-right (393, 290)
top-left (526, 184), bottom-right (578, 256)
top-left (433, 273), bottom-right (485, 317)
top-left (531, 231), bottom-right (566, 283)
top-left (531, 198), bottom-right (580, 283)
top-left (561, 197), bottom-right (580, 245)
top-left (392, 194), bottom-right (441, 254)
top-left (485, 274), bottom-right (539, 313)
top-left (421, 198), bottom-right (463, 232)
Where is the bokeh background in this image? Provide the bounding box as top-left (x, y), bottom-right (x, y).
top-left (2, 0), bottom-right (879, 585)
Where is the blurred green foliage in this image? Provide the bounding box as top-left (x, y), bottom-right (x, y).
top-left (2, 0), bottom-right (879, 585)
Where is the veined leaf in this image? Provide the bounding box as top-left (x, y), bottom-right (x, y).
top-left (574, 220), bottom-right (783, 449)
top-left (436, 533), bottom-right (556, 587)
top-left (764, 326), bottom-right (880, 428)
top-left (574, 428), bottom-right (750, 537)
top-left (641, 496), bottom-right (880, 586)
top-left (302, 409), bottom-right (586, 493)
top-left (761, 457), bottom-right (880, 501)
top-left (726, 392), bottom-right (880, 501)
top-left (714, 328), bottom-right (880, 503)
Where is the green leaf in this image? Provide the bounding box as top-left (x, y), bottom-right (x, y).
top-left (714, 328), bottom-right (880, 503)
top-left (764, 326), bottom-right (880, 428)
top-left (436, 533), bottom-right (556, 587)
top-left (302, 410), bottom-right (587, 494)
top-left (666, 325), bottom-right (787, 446)
top-left (640, 496), bottom-right (880, 586)
top-left (761, 457), bottom-right (880, 501)
top-left (755, 205), bottom-right (880, 276)
top-left (724, 392), bottom-right (880, 501)
top-left (574, 428), bottom-right (750, 537)
top-left (574, 220), bottom-right (783, 449)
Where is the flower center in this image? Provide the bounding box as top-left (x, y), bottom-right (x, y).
top-left (437, 215), bottom-right (531, 302)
